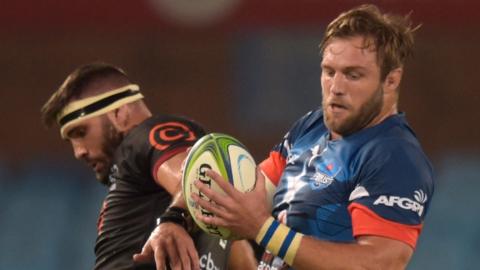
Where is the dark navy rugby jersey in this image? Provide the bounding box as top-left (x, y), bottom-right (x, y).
top-left (260, 108), bottom-right (434, 248)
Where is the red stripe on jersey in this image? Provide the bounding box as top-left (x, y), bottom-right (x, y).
top-left (259, 151), bottom-right (287, 186)
top-left (152, 146), bottom-right (190, 181)
top-left (97, 200), bottom-right (107, 235)
top-left (348, 202), bottom-right (423, 249)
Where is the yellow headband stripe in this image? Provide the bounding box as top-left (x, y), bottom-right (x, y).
top-left (58, 84), bottom-right (143, 138)
top-left (57, 84), bottom-right (140, 120)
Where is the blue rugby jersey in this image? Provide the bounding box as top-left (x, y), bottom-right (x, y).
top-left (259, 108), bottom-right (434, 269)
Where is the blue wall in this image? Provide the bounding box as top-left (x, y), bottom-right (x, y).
top-left (409, 155), bottom-right (480, 270)
top-left (0, 160), bottom-right (105, 270)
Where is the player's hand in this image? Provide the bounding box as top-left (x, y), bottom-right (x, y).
top-left (133, 222), bottom-right (200, 270)
top-left (191, 168), bottom-right (271, 240)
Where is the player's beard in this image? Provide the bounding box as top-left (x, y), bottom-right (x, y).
top-left (96, 118), bottom-right (123, 185)
top-left (323, 85), bottom-right (384, 137)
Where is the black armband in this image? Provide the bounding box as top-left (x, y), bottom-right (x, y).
top-left (157, 207), bottom-right (190, 230)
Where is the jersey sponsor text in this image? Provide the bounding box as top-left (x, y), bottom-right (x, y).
top-left (373, 190), bottom-right (427, 216)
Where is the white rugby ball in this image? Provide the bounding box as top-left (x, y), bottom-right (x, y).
top-left (182, 133), bottom-right (256, 239)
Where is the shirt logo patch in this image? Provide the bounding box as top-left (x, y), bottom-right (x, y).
top-left (373, 189), bottom-right (427, 217)
top-left (149, 122), bottom-right (196, 151)
top-left (311, 171), bottom-right (334, 189)
top-left (304, 145), bottom-right (341, 190)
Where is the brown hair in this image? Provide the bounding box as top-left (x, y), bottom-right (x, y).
top-left (319, 4), bottom-right (419, 80)
top-left (41, 62), bottom-right (131, 127)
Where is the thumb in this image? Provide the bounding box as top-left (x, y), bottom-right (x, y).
top-left (180, 147), bottom-right (192, 173)
top-left (132, 240), bottom-right (153, 262)
top-left (254, 167), bottom-right (266, 194)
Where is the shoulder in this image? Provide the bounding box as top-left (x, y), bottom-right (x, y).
top-left (355, 121), bottom-right (434, 189)
top-left (362, 116), bottom-right (431, 167)
top-left (125, 115), bottom-right (205, 147)
top-left (117, 114), bottom-right (206, 159)
top-left (144, 114), bottom-right (205, 132)
top-left (146, 115), bottom-right (206, 151)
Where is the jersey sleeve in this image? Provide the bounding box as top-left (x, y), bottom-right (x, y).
top-left (347, 139), bottom-right (434, 248)
top-left (259, 131), bottom-right (291, 187)
top-left (148, 117), bottom-right (206, 180)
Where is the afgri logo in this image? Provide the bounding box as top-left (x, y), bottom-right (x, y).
top-left (374, 189), bottom-right (427, 217)
top-left (414, 190), bottom-right (428, 204)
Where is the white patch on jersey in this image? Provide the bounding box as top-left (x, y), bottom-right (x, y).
top-left (282, 133), bottom-right (290, 148)
top-left (199, 252), bottom-right (220, 270)
top-left (219, 239), bottom-right (227, 250)
top-left (307, 144), bottom-right (327, 167)
top-left (283, 136), bottom-right (295, 164)
top-left (108, 164), bottom-right (119, 191)
top-left (349, 185), bottom-right (370, 201)
top-left (109, 183), bottom-right (117, 191)
top-left (281, 172), bottom-right (308, 206)
top-left (286, 153), bottom-right (300, 165)
top-left (280, 144), bottom-right (329, 205)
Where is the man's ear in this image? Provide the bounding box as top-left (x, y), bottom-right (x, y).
top-left (106, 105), bottom-right (130, 132)
top-left (383, 67), bottom-right (403, 94)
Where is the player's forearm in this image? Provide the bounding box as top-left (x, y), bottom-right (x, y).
top-left (292, 237), bottom-right (409, 270)
top-left (256, 217), bottom-right (411, 270)
top-left (168, 191), bottom-right (187, 209)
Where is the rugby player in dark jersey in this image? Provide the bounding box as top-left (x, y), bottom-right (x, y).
top-left (41, 63), bottom-right (257, 270)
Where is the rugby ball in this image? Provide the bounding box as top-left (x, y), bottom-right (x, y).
top-left (182, 133), bottom-right (256, 239)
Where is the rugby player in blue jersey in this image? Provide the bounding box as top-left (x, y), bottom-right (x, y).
top-left (193, 4), bottom-right (434, 270)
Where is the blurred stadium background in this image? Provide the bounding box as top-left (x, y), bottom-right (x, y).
top-left (0, 0), bottom-right (479, 269)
